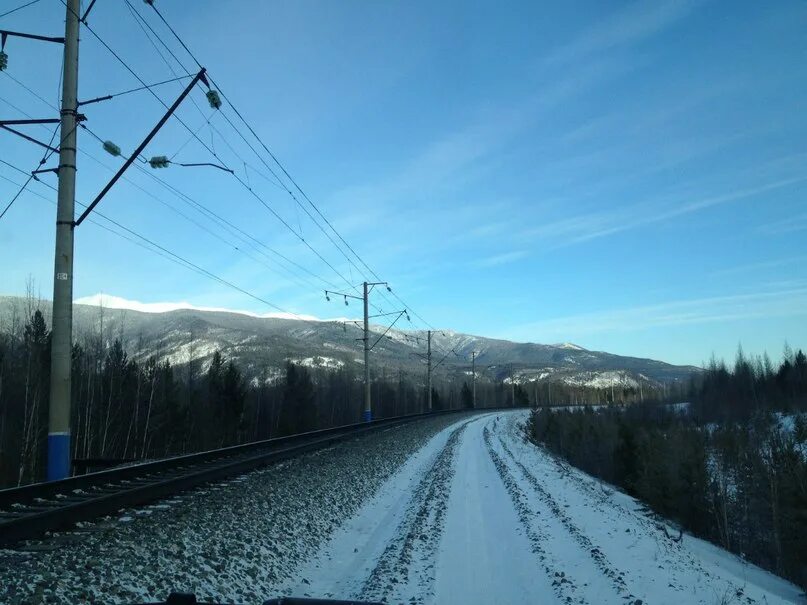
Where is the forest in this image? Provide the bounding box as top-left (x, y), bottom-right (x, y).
top-left (0, 299), bottom-right (515, 489)
top-left (0, 296), bottom-right (691, 490)
top-left (530, 346), bottom-right (807, 589)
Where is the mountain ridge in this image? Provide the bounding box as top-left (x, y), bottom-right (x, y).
top-left (0, 295), bottom-right (700, 389)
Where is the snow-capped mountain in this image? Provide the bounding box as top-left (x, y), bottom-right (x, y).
top-left (0, 295), bottom-right (699, 387)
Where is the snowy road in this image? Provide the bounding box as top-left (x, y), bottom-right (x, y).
top-left (284, 411), bottom-right (805, 605)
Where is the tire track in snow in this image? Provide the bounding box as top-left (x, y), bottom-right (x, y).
top-left (499, 415), bottom-right (765, 605)
top-left (508, 413), bottom-right (694, 595)
top-left (483, 424), bottom-right (585, 605)
top-left (547, 455), bottom-right (723, 600)
top-left (494, 425), bottom-right (643, 604)
top-left (358, 421), bottom-right (468, 604)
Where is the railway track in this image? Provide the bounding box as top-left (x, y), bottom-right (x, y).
top-left (0, 411), bottom-right (456, 546)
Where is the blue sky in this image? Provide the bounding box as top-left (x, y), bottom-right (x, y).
top-left (1, 0), bottom-right (806, 367)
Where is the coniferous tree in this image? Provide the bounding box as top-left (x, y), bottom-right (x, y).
top-left (460, 382), bottom-right (473, 409)
top-left (280, 362), bottom-right (316, 435)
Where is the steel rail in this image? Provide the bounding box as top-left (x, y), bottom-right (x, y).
top-left (0, 409), bottom-right (465, 545)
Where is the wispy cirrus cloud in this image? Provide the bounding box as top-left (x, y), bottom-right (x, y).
top-left (713, 256), bottom-right (807, 277)
top-left (473, 250), bottom-right (528, 268)
top-left (500, 286), bottom-right (807, 342)
top-left (757, 212), bottom-right (807, 236)
top-left (520, 176), bottom-right (807, 246)
top-left (545, 0), bottom-right (702, 67)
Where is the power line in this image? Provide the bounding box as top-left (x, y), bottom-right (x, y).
top-left (129, 161), bottom-right (343, 290)
top-left (230, 170), bottom-right (358, 289)
top-left (43, 2), bottom-right (430, 328)
top-left (130, 4), bottom-right (374, 283)
top-left (207, 120), bottom-right (285, 192)
top-left (107, 1), bottom-right (367, 299)
top-left (79, 135), bottom-right (337, 294)
top-left (167, 108), bottom-right (216, 160)
top-left (0, 174), bottom-right (35, 220)
top-left (2, 76), bottom-right (345, 295)
top-left (121, 0), bottom-right (215, 157)
top-left (196, 83), bottom-right (404, 311)
top-left (213, 101), bottom-right (383, 290)
top-left (0, 0), bottom-right (42, 19)
top-left (146, 1), bottom-right (204, 70)
top-left (58, 0), bottom-right (225, 169)
top-left (118, 2), bottom-right (402, 319)
top-left (87, 212), bottom-right (300, 316)
top-left (2, 74), bottom-right (344, 296)
top-left (0, 157), bottom-right (32, 177)
top-left (0, 171), bottom-right (212, 278)
top-left (74, 126), bottom-right (334, 294)
top-left (123, 6), bottom-right (359, 292)
top-left (2, 72), bottom-right (59, 111)
top-left (219, 92), bottom-right (432, 323)
top-left (143, 2), bottom-right (435, 328)
top-left (0, 122), bottom-right (64, 220)
top-left (78, 73), bottom-right (195, 107)
top-left (433, 346), bottom-right (461, 371)
top-left (4, 73), bottom-right (381, 323)
top-left (0, 162), bottom-right (312, 319)
top-left (369, 310), bottom-right (409, 351)
top-left (124, 0), bottom-right (190, 75)
top-left (91, 14), bottom-right (353, 293)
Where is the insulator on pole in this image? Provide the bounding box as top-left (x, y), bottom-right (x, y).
top-left (0, 51), bottom-right (8, 72)
top-left (206, 90), bottom-right (222, 110)
top-left (102, 141), bottom-right (121, 157)
top-left (149, 155), bottom-right (170, 168)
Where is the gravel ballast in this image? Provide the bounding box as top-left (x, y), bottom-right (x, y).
top-left (0, 415), bottom-right (465, 605)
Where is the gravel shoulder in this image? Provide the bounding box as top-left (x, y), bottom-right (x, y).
top-left (281, 414), bottom-right (480, 603)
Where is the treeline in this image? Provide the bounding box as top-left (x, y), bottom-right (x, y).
top-left (435, 379), bottom-right (675, 410)
top-left (510, 378), bottom-right (684, 408)
top-left (690, 345), bottom-right (807, 421)
top-left (0, 303), bottom-right (495, 489)
top-left (530, 347), bottom-right (807, 589)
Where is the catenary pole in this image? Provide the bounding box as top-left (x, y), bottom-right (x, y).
top-left (472, 351), bottom-right (476, 409)
top-left (325, 282), bottom-right (388, 421)
top-left (48, 0), bottom-right (80, 481)
top-left (363, 281), bottom-right (371, 421)
top-left (427, 330), bottom-right (432, 412)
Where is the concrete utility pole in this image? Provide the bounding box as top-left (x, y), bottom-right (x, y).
top-left (326, 281), bottom-right (399, 422)
top-left (427, 330), bottom-right (432, 412)
top-left (379, 365), bottom-right (385, 414)
top-left (363, 281), bottom-right (371, 422)
top-left (472, 351), bottom-right (476, 409)
top-left (48, 0), bottom-right (80, 481)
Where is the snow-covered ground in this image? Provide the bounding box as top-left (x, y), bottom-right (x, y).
top-left (284, 411), bottom-right (805, 605)
top-left (1, 411), bottom-right (804, 604)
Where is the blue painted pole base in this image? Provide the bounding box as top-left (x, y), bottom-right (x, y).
top-left (363, 410), bottom-right (372, 422)
top-left (47, 432), bottom-right (71, 481)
